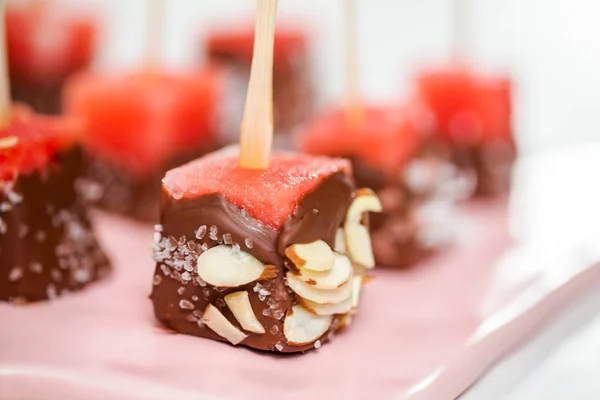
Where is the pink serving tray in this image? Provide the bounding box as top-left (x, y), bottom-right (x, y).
top-left (1, 200), bottom-right (599, 400)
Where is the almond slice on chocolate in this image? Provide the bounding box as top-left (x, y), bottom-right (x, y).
top-left (283, 304), bottom-right (332, 346)
top-left (224, 291), bottom-right (265, 334)
top-left (351, 275), bottom-right (363, 308)
top-left (286, 271), bottom-right (353, 304)
top-left (345, 188), bottom-right (383, 225)
top-left (295, 253), bottom-right (353, 290)
top-left (201, 304), bottom-right (248, 345)
top-left (334, 228), bottom-right (346, 253)
top-left (299, 294), bottom-right (353, 316)
top-left (285, 240), bottom-right (334, 272)
top-left (345, 223), bottom-right (376, 268)
top-left (197, 245), bottom-right (278, 287)
top-left (344, 188), bottom-right (382, 269)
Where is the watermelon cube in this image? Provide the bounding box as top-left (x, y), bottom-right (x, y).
top-left (63, 68), bottom-right (221, 221)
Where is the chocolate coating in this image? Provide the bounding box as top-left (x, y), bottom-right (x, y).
top-left (0, 147), bottom-right (111, 303)
top-left (450, 140), bottom-right (516, 197)
top-left (10, 78), bottom-right (63, 115)
top-left (150, 172), bottom-right (354, 353)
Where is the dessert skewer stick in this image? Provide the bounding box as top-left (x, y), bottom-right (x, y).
top-left (452, 0), bottom-right (470, 64)
top-left (145, 0), bottom-right (165, 74)
top-left (343, 0), bottom-right (363, 124)
top-left (239, 0), bottom-right (278, 170)
top-left (0, 0), bottom-right (10, 128)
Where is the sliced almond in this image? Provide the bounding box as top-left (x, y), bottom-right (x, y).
top-left (344, 223), bottom-right (376, 268)
top-left (334, 228), bottom-right (346, 253)
top-left (285, 240), bottom-right (334, 272)
top-left (299, 295), bottom-right (353, 316)
top-left (283, 304), bottom-right (332, 346)
top-left (286, 272), bottom-right (353, 304)
top-left (345, 188), bottom-right (383, 225)
top-left (344, 189), bottom-right (382, 269)
top-left (224, 291), bottom-right (265, 334)
top-left (197, 245), bottom-right (278, 287)
top-left (295, 253), bottom-right (353, 290)
top-left (351, 275), bottom-right (363, 308)
top-left (201, 304), bottom-right (248, 345)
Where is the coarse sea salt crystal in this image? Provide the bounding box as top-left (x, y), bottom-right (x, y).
top-left (179, 299), bottom-right (194, 310)
top-left (46, 284), bottom-right (57, 300)
top-left (8, 267), bottom-right (23, 282)
top-left (51, 269), bottom-right (62, 281)
top-left (29, 262), bottom-right (43, 274)
top-left (195, 225), bottom-right (207, 240)
top-left (186, 314), bottom-right (199, 322)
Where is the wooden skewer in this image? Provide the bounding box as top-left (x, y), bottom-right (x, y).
top-left (238, 0), bottom-right (278, 170)
top-left (145, 0), bottom-right (164, 75)
top-left (452, 0), bottom-right (470, 63)
top-left (0, 0), bottom-right (10, 129)
top-left (343, 0), bottom-right (363, 124)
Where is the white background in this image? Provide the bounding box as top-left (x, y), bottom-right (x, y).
top-left (48, 1), bottom-right (600, 398)
top-left (63, 0), bottom-right (600, 154)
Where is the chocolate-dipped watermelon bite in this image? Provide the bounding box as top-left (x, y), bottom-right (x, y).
top-left (150, 148), bottom-right (380, 352)
top-left (415, 67), bottom-right (515, 196)
top-left (0, 106), bottom-right (110, 304)
top-left (299, 106), bottom-right (466, 268)
top-left (63, 68), bottom-right (222, 222)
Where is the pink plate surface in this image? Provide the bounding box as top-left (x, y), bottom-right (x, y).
top-left (1, 200), bottom-right (599, 400)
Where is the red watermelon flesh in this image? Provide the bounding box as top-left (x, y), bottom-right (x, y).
top-left (0, 106), bottom-right (77, 182)
top-left (416, 67), bottom-right (512, 146)
top-left (299, 106), bottom-right (422, 175)
top-left (162, 147), bottom-right (352, 230)
top-left (63, 69), bottom-right (220, 176)
top-left (6, 4), bottom-right (96, 84)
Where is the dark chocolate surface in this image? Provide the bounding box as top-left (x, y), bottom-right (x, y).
top-left (0, 147), bottom-right (111, 303)
top-left (150, 172), bottom-right (353, 353)
top-left (450, 139), bottom-right (516, 197)
top-left (10, 78), bottom-right (63, 115)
